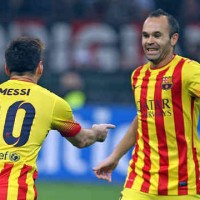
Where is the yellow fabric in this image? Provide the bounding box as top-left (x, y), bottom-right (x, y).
top-left (124, 55), bottom-right (200, 195)
top-left (0, 80), bottom-right (80, 199)
top-left (120, 188), bottom-right (200, 200)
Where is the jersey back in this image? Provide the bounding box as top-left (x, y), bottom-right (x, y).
top-left (0, 80), bottom-right (76, 200)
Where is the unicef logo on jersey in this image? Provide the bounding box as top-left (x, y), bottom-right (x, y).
top-left (9, 152), bottom-right (20, 162)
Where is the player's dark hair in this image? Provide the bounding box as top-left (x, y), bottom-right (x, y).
top-left (148, 9), bottom-right (179, 38)
top-left (5, 36), bottom-right (44, 74)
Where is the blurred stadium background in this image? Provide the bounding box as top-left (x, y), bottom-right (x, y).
top-left (0, 0), bottom-right (200, 199)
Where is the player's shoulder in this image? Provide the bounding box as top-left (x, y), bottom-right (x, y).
top-left (179, 55), bottom-right (200, 67)
top-left (37, 85), bottom-right (72, 111)
top-left (36, 84), bottom-right (64, 102)
top-left (0, 80), bottom-right (11, 87)
top-left (176, 55), bottom-right (200, 81)
top-left (131, 63), bottom-right (149, 77)
top-left (36, 84), bottom-right (56, 97)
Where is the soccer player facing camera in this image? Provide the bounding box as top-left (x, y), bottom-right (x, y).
top-left (93, 9), bottom-right (200, 200)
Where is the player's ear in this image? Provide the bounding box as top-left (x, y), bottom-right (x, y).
top-left (4, 64), bottom-right (10, 76)
top-left (36, 61), bottom-right (43, 76)
top-left (171, 33), bottom-right (179, 46)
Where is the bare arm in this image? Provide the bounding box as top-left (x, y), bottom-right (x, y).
top-left (66, 124), bottom-right (116, 148)
top-left (110, 116), bottom-right (137, 160)
top-left (93, 116), bottom-right (138, 182)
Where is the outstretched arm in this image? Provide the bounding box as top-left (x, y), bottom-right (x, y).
top-left (52, 98), bottom-right (115, 148)
top-left (66, 124), bottom-right (116, 148)
top-left (93, 116), bottom-right (138, 182)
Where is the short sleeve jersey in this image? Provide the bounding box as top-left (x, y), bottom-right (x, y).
top-left (124, 55), bottom-right (200, 195)
top-left (0, 80), bottom-right (81, 200)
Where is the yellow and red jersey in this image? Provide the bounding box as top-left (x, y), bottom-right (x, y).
top-left (0, 80), bottom-right (81, 200)
top-left (124, 55), bottom-right (200, 195)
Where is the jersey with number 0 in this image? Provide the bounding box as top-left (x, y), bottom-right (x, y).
top-left (123, 55), bottom-right (200, 196)
top-left (0, 80), bottom-right (81, 200)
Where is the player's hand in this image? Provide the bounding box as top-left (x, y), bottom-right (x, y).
top-left (93, 156), bottom-right (119, 182)
top-left (92, 124), bottom-right (116, 142)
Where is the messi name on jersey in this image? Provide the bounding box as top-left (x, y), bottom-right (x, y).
top-left (0, 88), bottom-right (31, 95)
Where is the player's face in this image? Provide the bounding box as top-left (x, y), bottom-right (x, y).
top-left (142, 16), bottom-right (177, 67)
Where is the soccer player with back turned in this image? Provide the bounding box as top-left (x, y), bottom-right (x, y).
top-left (0, 36), bottom-right (115, 200)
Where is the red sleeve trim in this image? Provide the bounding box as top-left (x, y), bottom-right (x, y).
top-left (59, 122), bottom-right (81, 138)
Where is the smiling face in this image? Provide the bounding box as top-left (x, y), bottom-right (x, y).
top-left (142, 16), bottom-right (178, 68)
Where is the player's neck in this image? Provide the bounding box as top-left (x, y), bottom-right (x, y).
top-left (150, 53), bottom-right (175, 69)
top-left (10, 75), bottom-right (37, 83)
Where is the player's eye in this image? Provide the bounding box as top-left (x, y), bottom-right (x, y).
top-left (142, 33), bottom-right (149, 38)
top-left (154, 32), bottom-right (162, 38)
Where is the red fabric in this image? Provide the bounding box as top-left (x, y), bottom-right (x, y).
top-left (17, 164), bottom-right (32, 200)
top-left (171, 59), bottom-right (188, 195)
top-left (0, 163), bottom-right (13, 200)
top-left (60, 121), bottom-right (81, 137)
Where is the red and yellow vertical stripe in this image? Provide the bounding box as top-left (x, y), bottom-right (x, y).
top-left (0, 163), bottom-right (37, 200)
top-left (124, 55), bottom-right (200, 195)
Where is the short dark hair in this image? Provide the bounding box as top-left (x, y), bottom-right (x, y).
top-left (5, 36), bottom-right (45, 74)
top-left (148, 9), bottom-right (179, 38)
